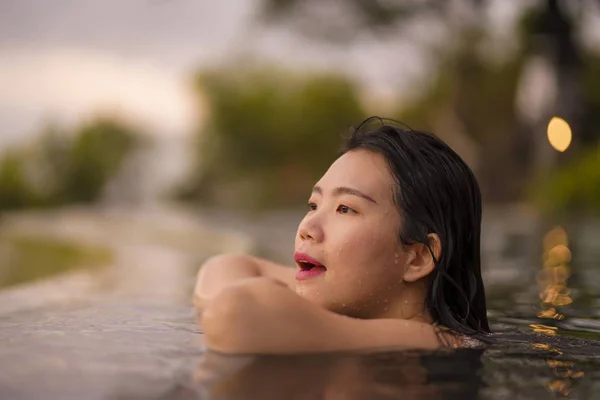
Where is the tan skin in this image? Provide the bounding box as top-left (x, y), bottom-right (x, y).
top-left (194, 149), bottom-right (455, 354)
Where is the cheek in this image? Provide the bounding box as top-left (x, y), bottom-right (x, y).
top-left (333, 223), bottom-right (401, 277)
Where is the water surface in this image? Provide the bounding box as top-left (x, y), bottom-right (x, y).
top-left (1, 209), bottom-right (600, 399)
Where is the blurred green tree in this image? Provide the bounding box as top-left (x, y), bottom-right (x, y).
top-left (0, 118), bottom-right (139, 212)
top-left (532, 52), bottom-right (600, 213)
top-left (396, 34), bottom-right (526, 202)
top-left (180, 67), bottom-right (365, 208)
top-left (57, 118), bottom-right (138, 203)
top-left (0, 151), bottom-right (38, 211)
top-left (534, 144), bottom-right (600, 216)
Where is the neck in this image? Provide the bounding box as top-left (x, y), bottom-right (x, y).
top-left (373, 281), bottom-right (432, 323)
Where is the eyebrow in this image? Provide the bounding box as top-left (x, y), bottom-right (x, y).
top-left (312, 185), bottom-right (378, 204)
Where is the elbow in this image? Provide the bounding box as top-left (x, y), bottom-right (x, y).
top-left (202, 285), bottom-right (259, 354)
top-left (193, 253), bottom-right (259, 310)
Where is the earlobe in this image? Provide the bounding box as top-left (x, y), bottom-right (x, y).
top-left (403, 234), bottom-right (441, 282)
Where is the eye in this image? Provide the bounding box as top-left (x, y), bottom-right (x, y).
top-left (337, 205), bottom-right (356, 214)
top-left (307, 202), bottom-right (317, 211)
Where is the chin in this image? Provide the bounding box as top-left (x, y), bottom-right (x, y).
top-left (295, 286), bottom-right (327, 305)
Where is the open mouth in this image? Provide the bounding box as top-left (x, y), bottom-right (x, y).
top-left (295, 257), bottom-right (327, 281)
top-left (297, 260), bottom-right (327, 271)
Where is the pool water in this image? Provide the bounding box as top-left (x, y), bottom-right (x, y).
top-left (2, 301), bottom-right (599, 400)
top-left (1, 209), bottom-right (600, 399)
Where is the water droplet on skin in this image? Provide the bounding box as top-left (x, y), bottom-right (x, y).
top-left (383, 298), bottom-right (389, 303)
top-left (342, 303), bottom-right (346, 307)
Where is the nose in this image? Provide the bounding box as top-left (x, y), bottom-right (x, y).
top-left (297, 214), bottom-right (324, 243)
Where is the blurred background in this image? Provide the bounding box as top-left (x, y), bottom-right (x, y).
top-left (1, 0), bottom-right (600, 323)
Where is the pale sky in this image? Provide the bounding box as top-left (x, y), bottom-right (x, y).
top-left (0, 0), bottom-right (261, 147)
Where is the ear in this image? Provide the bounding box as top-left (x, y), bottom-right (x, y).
top-left (402, 233), bottom-right (441, 283)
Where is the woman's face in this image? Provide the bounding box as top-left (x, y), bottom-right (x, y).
top-left (294, 149), bottom-right (412, 318)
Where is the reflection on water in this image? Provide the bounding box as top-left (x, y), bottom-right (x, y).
top-left (536, 226), bottom-right (572, 321)
top-left (545, 359), bottom-right (585, 397)
top-left (0, 233), bottom-right (111, 288)
top-left (486, 223), bottom-right (600, 343)
top-left (194, 350), bottom-right (485, 400)
top-left (530, 227), bottom-right (592, 397)
top-left (188, 335), bottom-right (600, 400)
top-left (530, 323), bottom-right (559, 336)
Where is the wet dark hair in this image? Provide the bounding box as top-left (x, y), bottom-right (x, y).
top-left (341, 116), bottom-right (490, 336)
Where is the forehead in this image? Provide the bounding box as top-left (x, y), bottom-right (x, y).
top-left (317, 149), bottom-right (395, 201)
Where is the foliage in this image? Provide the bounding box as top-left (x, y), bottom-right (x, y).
top-left (394, 7), bottom-right (600, 204)
top-left (532, 53), bottom-right (600, 215)
top-left (0, 151), bottom-right (40, 211)
top-left (395, 30), bottom-right (527, 202)
top-left (0, 118), bottom-right (139, 212)
top-left (581, 54), bottom-right (600, 144)
top-left (58, 119), bottom-right (137, 203)
top-left (181, 66), bottom-right (366, 208)
top-left (533, 144), bottom-right (600, 216)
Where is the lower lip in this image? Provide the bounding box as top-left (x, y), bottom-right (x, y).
top-left (296, 266), bottom-right (327, 281)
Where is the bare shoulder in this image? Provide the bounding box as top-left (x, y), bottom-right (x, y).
top-left (203, 278), bottom-right (447, 354)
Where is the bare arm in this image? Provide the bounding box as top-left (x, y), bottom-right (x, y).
top-left (202, 277), bottom-right (443, 354)
top-left (193, 254), bottom-right (295, 310)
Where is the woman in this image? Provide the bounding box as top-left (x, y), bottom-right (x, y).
top-left (194, 117), bottom-right (491, 354)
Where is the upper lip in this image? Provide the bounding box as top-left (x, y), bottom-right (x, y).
top-left (293, 252), bottom-right (325, 268)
